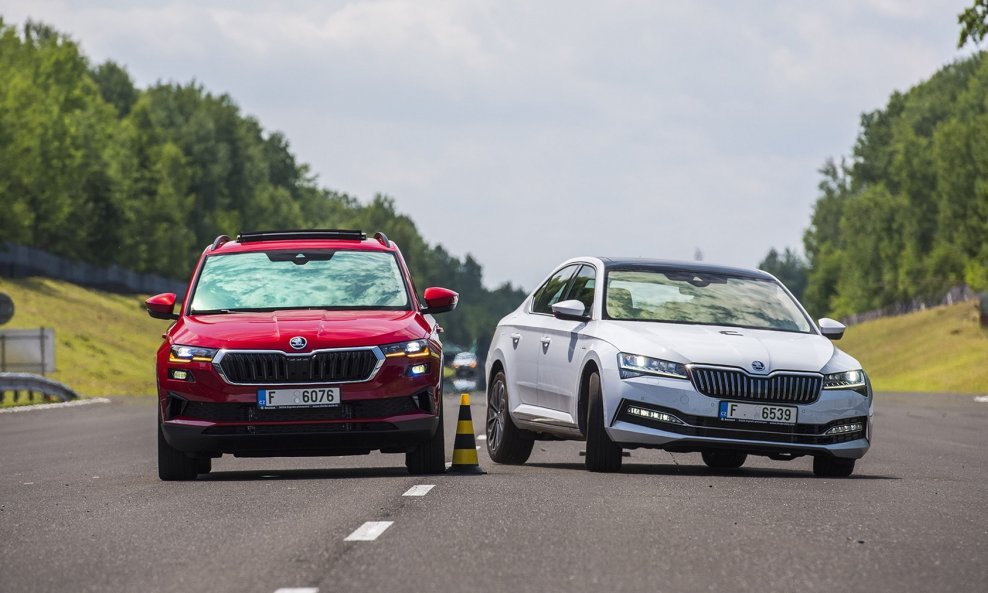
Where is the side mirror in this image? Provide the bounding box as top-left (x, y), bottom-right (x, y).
top-left (146, 293), bottom-right (179, 320)
top-left (422, 287), bottom-right (458, 315)
top-left (552, 299), bottom-right (589, 321)
top-left (818, 317), bottom-right (845, 340)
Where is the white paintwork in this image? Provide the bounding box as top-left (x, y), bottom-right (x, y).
top-left (345, 521), bottom-right (394, 541)
top-left (402, 485), bottom-right (435, 497)
top-left (485, 256), bottom-right (873, 459)
top-left (0, 397), bottom-right (112, 414)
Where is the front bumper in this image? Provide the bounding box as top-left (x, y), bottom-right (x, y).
top-left (602, 373), bottom-right (872, 460)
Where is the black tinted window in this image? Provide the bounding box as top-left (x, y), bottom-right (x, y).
top-left (532, 265), bottom-right (579, 314)
top-left (565, 265), bottom-right (596, 316)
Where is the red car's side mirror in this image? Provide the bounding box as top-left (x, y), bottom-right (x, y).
top-left (146, 293), bottom-right (179, 320)
top-left (421, 287), bottom-right (458, 315)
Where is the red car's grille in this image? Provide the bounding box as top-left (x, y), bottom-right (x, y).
top-left (217, 350), bottom-right (379, 384)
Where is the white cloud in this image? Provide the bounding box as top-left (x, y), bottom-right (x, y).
top-left (0, 0), bottom-right (971, 290)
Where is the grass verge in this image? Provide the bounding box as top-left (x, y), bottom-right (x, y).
top-left (0, 277), bottom-right (169, 398)
top-left (839, 300), bottom-right (988, 393)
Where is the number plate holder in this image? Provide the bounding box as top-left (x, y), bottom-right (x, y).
top-left (718, 401), bottom-right (797, 425)
top-left (258, 387), bottom-right (341, 409)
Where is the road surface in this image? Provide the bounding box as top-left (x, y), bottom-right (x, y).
top-left (1, 392), bottom-right (986, 593)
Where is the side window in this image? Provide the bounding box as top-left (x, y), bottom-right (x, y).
top-left (531, 265), bottom-right (579, 314)
top-left (564, 265), bottom-right (596, 315)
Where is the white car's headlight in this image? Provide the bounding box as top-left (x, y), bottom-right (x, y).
top-left (618, 353), bottom-right (688, 380)
top-left (823, 369), bottom-right (868, 395)
top-left (169, 345), bottom-right (218, 362)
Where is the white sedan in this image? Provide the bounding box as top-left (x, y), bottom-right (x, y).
top-left (484, 257), bottom-right (872, 476)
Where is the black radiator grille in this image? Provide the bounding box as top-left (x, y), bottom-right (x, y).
top-left (218, 350), bottom-right (379, 384)
top-left (689, 367), bottom-right (822, 404)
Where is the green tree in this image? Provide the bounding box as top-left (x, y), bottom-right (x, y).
top-left (758, 248), bottom-right (808, 301)
top-left (958, 0), bottom-right (988, 48)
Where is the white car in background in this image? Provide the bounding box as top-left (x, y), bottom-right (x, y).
top-left (484, 257), bottom-right (872, 476)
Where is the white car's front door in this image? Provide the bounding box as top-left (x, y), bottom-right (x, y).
top-left (510, 264), bottom-right (580, 407)
top-left (537, 264), bottom-right (597, 419)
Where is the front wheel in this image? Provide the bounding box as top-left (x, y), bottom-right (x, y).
top-left (406, 395), bottom-right (446, 475)
top-left (813, 456), bottom-right (855, 477)
top-left (585, 372), bottom-right (622, 472)
top-left (158, 421), bottom-right (199, 481)
top-left (486, 371), bottom-right (534, 464)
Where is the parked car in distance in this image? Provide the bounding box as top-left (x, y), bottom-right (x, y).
top-left (484, 257), bottom-right (871, 476)
top-left (146, 229), bottom-right (457, 480)
top-left (451, 351), bottom-right (479, 392)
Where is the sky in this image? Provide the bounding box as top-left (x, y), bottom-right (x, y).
top-left (1, 0), bottom-right (976, 291)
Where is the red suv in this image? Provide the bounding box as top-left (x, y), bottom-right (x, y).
top-left (145, 230), bottom-right (457, 480)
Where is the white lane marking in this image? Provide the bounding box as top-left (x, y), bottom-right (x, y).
top-left (274, 589), bottom-right (318, 593)
top-left (974, 396), bottom-right (988, 403)
top-left (344, 521), bottom-right (393, 541)
top-left (0, 398), bottom-right (111, 414)
top-left (23, 482), bottom-right (34, 485)
top-left (403, 484), bottom-right (435, 497)
top-left (476, 434), bottom-right (487, 441)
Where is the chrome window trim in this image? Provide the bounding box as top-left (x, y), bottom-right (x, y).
top-left (212, 346), bottom-right (386, 386)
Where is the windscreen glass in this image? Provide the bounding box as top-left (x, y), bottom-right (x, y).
top-left (604, 269), bottom-right (812, 333)
top-left (189, 250), bottom-right (409, 313)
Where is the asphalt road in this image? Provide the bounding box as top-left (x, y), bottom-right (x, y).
top-left (1, 392), bottom-right (986, 593)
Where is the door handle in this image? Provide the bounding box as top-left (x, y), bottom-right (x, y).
top-left (540, 336), bottom-right (551, 345)
top-left (510, 333), bottom-right (522, 341)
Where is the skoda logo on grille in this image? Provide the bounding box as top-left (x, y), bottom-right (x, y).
top-left (289, 336), bottom-right (307, 350)
top-left (751, 360), bottom-right (765, 372)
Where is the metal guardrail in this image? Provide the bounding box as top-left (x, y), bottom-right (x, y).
top-left (0, 372), bottom-right (78, 403)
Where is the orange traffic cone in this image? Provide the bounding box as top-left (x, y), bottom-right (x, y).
top-left (448, 392), bottom-right (486, 474)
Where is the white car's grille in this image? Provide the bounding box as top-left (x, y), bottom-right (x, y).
top-left (689, 367), bottom-right (822, 403)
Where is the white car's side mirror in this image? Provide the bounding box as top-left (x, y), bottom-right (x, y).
top-left (818, 317), bottom-right (846, 340)
top-left (551, 300), bottom-right (589, 321)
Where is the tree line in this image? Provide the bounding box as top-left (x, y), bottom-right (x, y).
top-left (0, 19), bottom-right (525, 351)
top-left (761, 49), bottom-right (988, 319)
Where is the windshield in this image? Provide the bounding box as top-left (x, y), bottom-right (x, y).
top-left (604, 268), bottom-right (812, 333)
top-left (189, 250), bottom-right (410, 314)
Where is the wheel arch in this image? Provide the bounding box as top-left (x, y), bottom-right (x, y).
top-left (577, 358), bottom-right (601, 437)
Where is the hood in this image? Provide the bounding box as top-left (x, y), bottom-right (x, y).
top-left (595, 321), bottom-right (837, 375)
top-left (170, 309), bottom-right (430, 352)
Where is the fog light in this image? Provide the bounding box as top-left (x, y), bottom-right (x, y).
top-left (408, 363), bottom-right (430, 376)
top-left (824, 422), bottom-right (864, 436)
top-left (169, 369), bottom-right (194, 382)
top-left (626, 405), bottom-right (684, 425)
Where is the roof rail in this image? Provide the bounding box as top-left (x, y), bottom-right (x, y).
top-left (210, 235), bottom-right (231, 251)
top-left (373, 231), bottom-right (391, 247)
top-left (236, 229), bottom-right (367, 243)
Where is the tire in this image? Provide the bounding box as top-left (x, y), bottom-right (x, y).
top-left (406, 394), bottom-right (446, 475)
top-left (157, 420), bottom-right (199, 481)
top-left (486, 371), bottom-right (534, 464)
top-left (585, 372), bottom-right (622, 472)
top-left (813, 456), bottom-right (855, 477)
top-left (701, 450), bottom-right (747, 470)
top-left (195, 457), bottom-right (212, 475)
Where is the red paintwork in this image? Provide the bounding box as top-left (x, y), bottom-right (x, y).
top-left (153, 235), bottom-right (455, 438)
top-left (146, 293), bottom-right (177, 315)
top-left (423, 287), bottom-right (458, 310)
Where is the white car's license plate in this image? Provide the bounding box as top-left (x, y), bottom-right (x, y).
top-left (719, 401), bottom-right (797, 424)
top-left (258, 387), bottom-right (340, 409)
